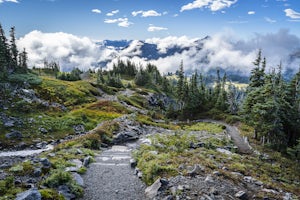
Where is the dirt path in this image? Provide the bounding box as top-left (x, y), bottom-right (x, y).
top-left (80, 145), bottom-right (147, 200)
top-left (197, 119), bottom-right (253, 154)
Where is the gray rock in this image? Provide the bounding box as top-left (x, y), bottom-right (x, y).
top-left (36, 141), bottom-right (47, 149)
top-left (71, 159), bottom-right (83, 168)
top-left (72, 173), bottom-right (84, 187)
top-left (16, 188), bottom-right (41, 200)
top-left (163, 195), bottom-right (174, 200)
top-left (76, 149), bottom-right (83, 155)
top-left (83, 156), bottom-right (91, 167)
top-left (73, 124), bottom-right (85, 134)
top-left (145, 178), bottom-right (162, 199)
top-left (58, 185), bottom-right (75, 200)
top-left (216, 148), bottom-right (232, 155)
top-left (189, 142), bottom-right (205, 149)
top-left (4, 120), bottom-right (15, 127)
top-left (205, 175), bottom-right (214, 183)
top-left (130, 158), bottom-right (137, 168)
top-left (212, 171), bottom-right (220, 176)
top-left (33, 168), bottom-right (42, 177)
top-left (40, 158), bottom-right (51, 169)
top-left (38, 127), bottom-right (48, 134)
top-left (235, 191), bottom-right (248, 199)
top-left (112, 131), bottom-right (139, 144)
top-left (187, 164), bottom-right (205, 177)
top-left (283, 193), bottom-right (292, 200)
top-left (5, 130), bottom-right (22, 139)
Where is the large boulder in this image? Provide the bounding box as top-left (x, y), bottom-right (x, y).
top-left (112, 131), bottom-right (139, 144)
top-left (145, 178), bottom-right (168, 199)
top-left (15, 188), bottom-right (41, 200)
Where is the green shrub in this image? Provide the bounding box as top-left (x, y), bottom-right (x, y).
top-left (82, 134), bottom-right (100, 149)
top-left (43, 170), bottom-right (72, 188)
top-left (8, 73), bottom-right (42, 85)
top-left (39, 189), bottom-right (65, 200)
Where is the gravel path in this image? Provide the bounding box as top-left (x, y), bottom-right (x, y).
top-left (197, 119), bottom-right (253, 154)
top-left (80, 145), bottom-right (147, 200)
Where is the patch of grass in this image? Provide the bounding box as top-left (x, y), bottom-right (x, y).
top-left (39, 189), bottom-right (65, 200)
top-left (117, 94), bottom-right (148, 109)
top-left (42, 169), bottom-right (83, 197)
top-left (87, 100), bottom-right (130, 114)
top-left (34, 77), bottom-right (98, 107)
top-left (136, 115), bottom-right (180, 130)
top-left (183, 122), bottom-right (225, 134)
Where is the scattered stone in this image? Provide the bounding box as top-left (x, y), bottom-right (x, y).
top-left (4, 120), bottom-right (15, 128)
top-left (189, 142), bottom-right (205, 149)
top-left (235, 191), bottom-right (247, 199)
top-left (261, 188), bottom-right (279, 194)
top-left (231, 172), bottom-right (243, 177)
top-left (145, 178), bottom-right (162, 199)
top-left (72, 173), bottom-right (84, 187)
top-left (16, 188), bottom-right (41, 200)
top-left (255, 180), bottom-right (263, 186)
top-left (163, 195), bottom-right (174, 200)
top-left (137, 171), bottom-right (143, 178)
top-left (33, 168), bottom-right (42, 177)
top-left (38, 127), bottom-right (48, 134)
top-left (36, 141), bottom-right (47, 149)
top-left (83, 156), bottom-right (92, 167)
top-left (177, 185), bottom-right (184, 191)
top-left (149, 150), bottom-right (158, 155)
top-left (283, 193), bottom-right (292, 200)
top-left (216, 148), bottom-right (232, 155)
top-left (130, 158), bottom-right (137, 168)
top-left (212, 171), bottom-right (220, 176)
top-left (205, 175), bottom-right (214, 183)
top-left (71, 159), bottom-right (83, 168)
top-left (112, 131), bottom-right (139, 144)
top-left (187, 164), bottom-right (205, 177)
top-left (73, 124), bottom-right (85, 134)
top-left (40, 158), bottom-right (51, 169)
top-left (5, 130), bottom-right (22, 139)
top-left (58, 185), bottom-right (75, 200)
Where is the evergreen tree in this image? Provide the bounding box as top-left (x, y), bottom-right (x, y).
top-left (9, 26), bottom-right (18, 69)
top-left (0, 24), bottom-right (9, 73)
top-left (176, 60), bottom-right (185, 109)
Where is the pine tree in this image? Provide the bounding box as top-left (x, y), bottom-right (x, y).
top-left (176, 60), bottom-right (185, 109)
top-left (9, 26), bottom-right (18, 70)
top-left (0, 24), bottom-right (9, 73)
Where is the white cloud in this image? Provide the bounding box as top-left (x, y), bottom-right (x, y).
top-left (132, 10), bottom-right (161, 17)
top-left (173, 14), bottom-right (179, 17)
top-left (0, 0), bottom-right (18, 3)
top-left (17, 31), bottom-right (101, 71)
top-left (180, 0), bottom-right (237, 12)
top-left (120, 30), bottom-right (300, 74)
top-left (265, 17), bottom-right (276, 23)
top-left (147, 25), bottom-right (168, 32)
top-left (284, 8), bottom-right (300, 19)
top-left (248, 11), bottom-right (255, 15)
top-left (104, 18), bottom-right (133, 27)
top-left (106, 9), bottom-right (119, 16)
top-left (91, 9), bottom-right (101, 14)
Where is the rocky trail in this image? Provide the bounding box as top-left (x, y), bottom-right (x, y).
top-left (196, 119), bottom-right (253, 154)
top-left (80, 145), bottom-right (147, 200)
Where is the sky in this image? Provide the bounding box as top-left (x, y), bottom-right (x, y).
top-left (0, 0), bottom-right (300, 40)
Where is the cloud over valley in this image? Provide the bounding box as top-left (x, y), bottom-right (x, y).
top-left (17, 30), bottom-right (300, 76)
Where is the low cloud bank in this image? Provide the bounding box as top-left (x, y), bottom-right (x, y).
top-left (18, 29), bottom-right (300, 75)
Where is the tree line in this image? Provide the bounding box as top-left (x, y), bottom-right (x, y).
top-left (0, 24), bottom-right (28, 77)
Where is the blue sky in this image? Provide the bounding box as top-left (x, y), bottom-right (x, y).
top-left (0, 0), bottom-right (299, 40)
